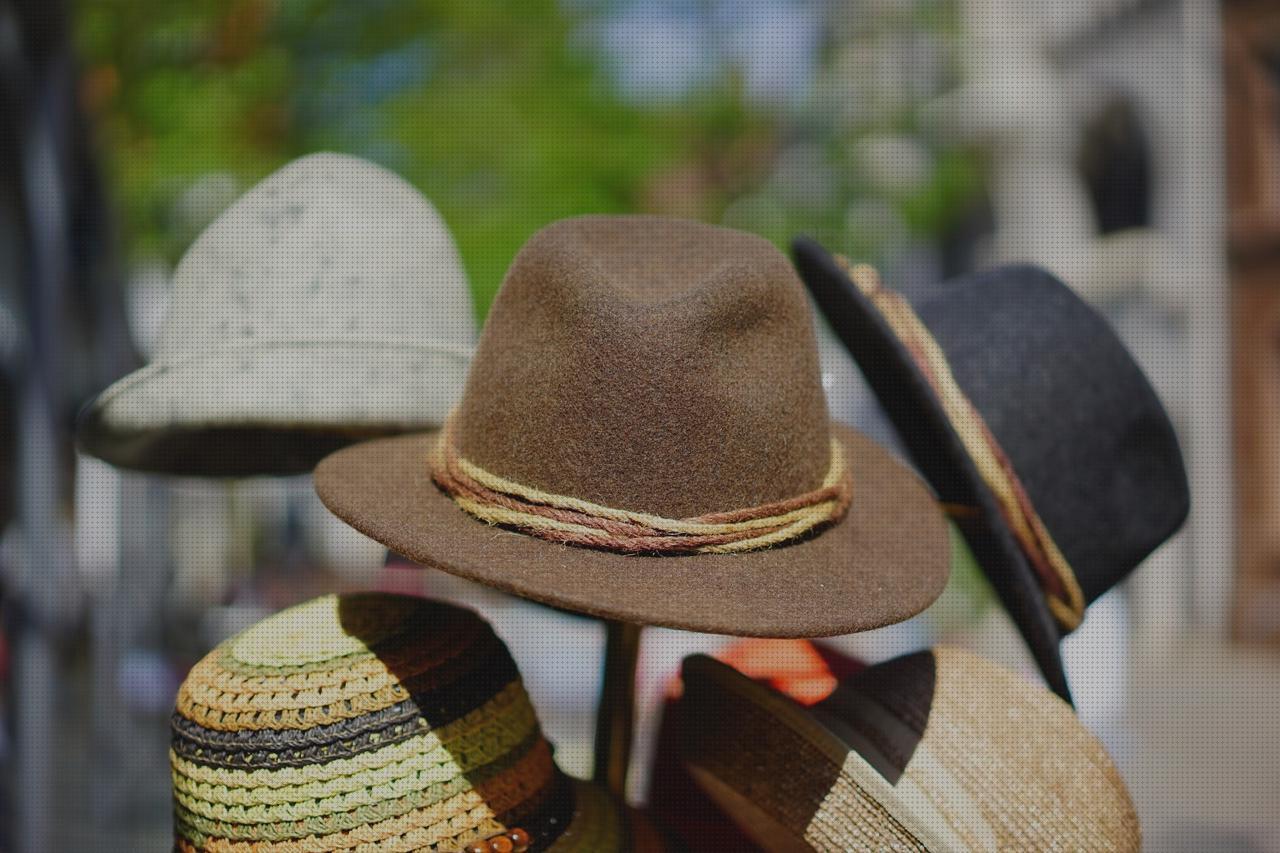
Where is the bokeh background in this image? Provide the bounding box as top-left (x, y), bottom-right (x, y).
top-left (0, 0), bottom-right (1273, 850)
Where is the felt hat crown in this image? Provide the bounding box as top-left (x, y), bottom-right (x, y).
top-left (79, 152), bottom-right (478, 477)
top-left (315, 216), bottom-right (949, 637)
top-left (170, 593), bottom-right (660, 852)
top-left (680, 646), bottom-right (1141, 852)
top-left (793, 240), bottom-right (1189, 701)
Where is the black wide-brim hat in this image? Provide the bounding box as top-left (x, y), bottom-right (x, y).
top-left (793, 239), bottom-right (1190, 702)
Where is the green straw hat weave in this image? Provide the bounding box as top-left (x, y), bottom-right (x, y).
top-left (171, 593), bottom-right (659, 852)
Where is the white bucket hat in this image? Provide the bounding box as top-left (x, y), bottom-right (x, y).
top-left (78, 152), bottom-right (477, 476)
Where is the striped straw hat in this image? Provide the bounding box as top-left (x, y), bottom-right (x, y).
top-left (171, 593), bottom-right (662, 852)
top-left (679, 646), bottom-right (1140, 852)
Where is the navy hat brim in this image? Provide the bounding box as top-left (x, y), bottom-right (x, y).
top-left (792, 237), bottom-right (1072, 703)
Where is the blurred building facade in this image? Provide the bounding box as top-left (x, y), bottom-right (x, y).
top-left (944, 1), bottom-right (1280, 849)
top-left (1224, 0), bottom-right (1280, 645)
top-left (941, 0), bottom-right (1229, 647)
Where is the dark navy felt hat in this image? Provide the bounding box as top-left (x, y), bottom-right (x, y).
top-left (793, 237), bottom-right (1190, 704)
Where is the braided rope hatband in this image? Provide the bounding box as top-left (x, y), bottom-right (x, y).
top-left (429, 425), bottom-right (853, 555)
top-left (840, 259), bottom-right (1085, 631)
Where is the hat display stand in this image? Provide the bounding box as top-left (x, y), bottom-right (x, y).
top-left (52, 140), bottom-right (1169, 846)
top-left (594, 622), bottom-right (642, 797)
top-left (313, 215), bottom-right (953, 822)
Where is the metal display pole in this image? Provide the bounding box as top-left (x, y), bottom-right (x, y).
top-left (592, 621), bottom-right (642, 799)
top-left (1, 1), bottom-right (125, 847)
top-left (12, 67), bottom-right (74, 853)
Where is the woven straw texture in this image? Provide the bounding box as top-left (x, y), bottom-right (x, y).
top-left (171, 593), bottom-right (645, 852)
top-left (855, 646), bottom-right (1140, 851)
top-left (682, 661), bottom-right (928, 852)
top-left (681, 647), bottom-right (1139, 852)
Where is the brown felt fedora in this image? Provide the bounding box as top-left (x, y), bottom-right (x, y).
top-left (315, 216), bottom-right (949, 636)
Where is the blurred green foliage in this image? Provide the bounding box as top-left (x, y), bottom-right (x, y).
top-left (73, 0), bottom-right (990, 612)
top-left (75, 0), bottom-right (762, 315)
top-left (74, 0), bottom-right (982, 319)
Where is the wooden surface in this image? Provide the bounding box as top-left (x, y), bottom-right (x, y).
top-left (1225, 0), bottom-right (1280, 643)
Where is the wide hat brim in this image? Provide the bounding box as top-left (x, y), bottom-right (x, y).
top-left (173, 778), bottom-right (660, 853)
top-left (314, 423), bottom-right (949, 637)
top-left (679, 649), bottom-right (1139, 852)
top-left (78, 341), bottom-right (470, 477)
top-left (792, 238), bottom-right (1070, 699)
top-left (680, 653), bottom-right (942, 851)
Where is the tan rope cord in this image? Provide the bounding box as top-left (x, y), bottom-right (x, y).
top-left (429, 426), bottom-right (852, 555)
top-left (839, 258), bottom-right (1085, 631)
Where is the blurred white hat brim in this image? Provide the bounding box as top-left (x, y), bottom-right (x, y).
top-left (76, 153), bottom-right (479, 477)
top-left (79, 339), bottom-right (470, 476)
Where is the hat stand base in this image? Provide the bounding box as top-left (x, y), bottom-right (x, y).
top-left (593, 620), bottom-right (642, 798)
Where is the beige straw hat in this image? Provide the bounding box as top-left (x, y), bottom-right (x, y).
top-left (79, 152), bottom-right (477, 477)
top-left (171, 593), bottom-right (663, 852)
top-left (679, 646), bottom-right (1140, 852)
